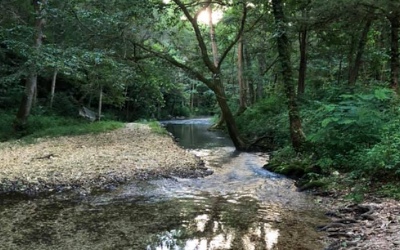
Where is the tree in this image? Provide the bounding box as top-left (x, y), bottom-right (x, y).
top-left (14, 0), bottom-right (46, 130)
top-left (348, 16), bottom-right (373, 85)
top-left (134, 0), bottom-right (250, 150)
top-left (236, 34), bottom-right (247, 115)
top-left (272, 0), bottom-right (306, 152)
top-left (387, 2), bottom-right (399, 91)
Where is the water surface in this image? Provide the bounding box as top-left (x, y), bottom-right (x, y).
top-left (0, 118), bottom-right (327, 250)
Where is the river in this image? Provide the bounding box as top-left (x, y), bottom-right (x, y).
top-left (0, 118), bottom-right (328, 250)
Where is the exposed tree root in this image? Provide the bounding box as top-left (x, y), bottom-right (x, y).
top-left (320, 204), bottom-right (378, 249)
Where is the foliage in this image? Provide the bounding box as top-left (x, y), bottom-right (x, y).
top-left (236, 95), bottom-right (289, 148)
top-left (1, 0), bottom-right (400, 198)
top-left (139, 120), bottom-right (168, 135)
top-left (356, 117), bottom-right (400, 178)
top-left (24, 120), bottom-right (124, 140)
top-left (305, 87), bottom-right (395, 170)
top-left (0, 112), bottom-right (124, 142)
top-left (50, 93), bottom-right (79, 117)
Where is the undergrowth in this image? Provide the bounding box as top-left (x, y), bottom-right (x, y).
top-left (139, 120), bottom-right (168, 135)
top-left (238, 87), bottom-right (400, 201)
top-left (0, 112), bottom-right (124, 143)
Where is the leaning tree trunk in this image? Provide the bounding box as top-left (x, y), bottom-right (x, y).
top-left (236, 35), bottom-right (247, 115)
top-left (272, 0), bottom-right (306, 152)
top-left (388, 11), bottom-right (399, 92)
top-left (14, 0), bottom-right (45, 131)
top-left (348, 18), bottom-right (373, 86)
top-left (213, 77), bottom-right (246, 150)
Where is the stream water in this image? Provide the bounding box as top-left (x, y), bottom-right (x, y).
top-left (0, 118), bottom-right (328, 250)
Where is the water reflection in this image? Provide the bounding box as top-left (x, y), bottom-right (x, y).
top-left (162, 119), bottom-right (233, 149)
top-left (0, 119), bottom-right (328, 250)
top-left (146, 195), bottom-right (281, 250)
top-left (0, 193), bottom-right (293, 250)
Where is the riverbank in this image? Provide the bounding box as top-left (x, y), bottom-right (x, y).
top-left (0, 123), bottom-right (211, 196)
top-left (314, 190), bottom-right (400, 250)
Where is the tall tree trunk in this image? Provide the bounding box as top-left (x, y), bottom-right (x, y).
top-left (337, 54), bottom-right (343, 85)
top-left (272, 0), bottom-right (305, 152)
top-left (49, 68), bottom-right (58, 108)
top-left (208, 6), bottom-right (219, 67)
top-left (98, 85), bottom-right (103, 121)
top-left (190, 81), bottom-right (194, 112)
top-left (236, 35), bottom-right (247, 115)
top-left (245, 47), bottom-right (255, 104)
top-left (14, 0), bottom-right (45, 131)
top-left (33, 85), bottom-right (38, 107)
top-left (348, 18), bottom-right (373, 85)
top-left (297, 28), bottom-right (307, 94)
top-left (297, 3), bottom-right (309, 95)
top-left (256, 53), bottom-right (265, 101)
top-left (388, 11), bottom-right (399, 91)
top-left (208, 5), bottom-right (225, 129)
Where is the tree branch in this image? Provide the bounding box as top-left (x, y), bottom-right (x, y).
top-left (218, 2), bottom-right (247, 69)
top-left (261, 56), bottom-right (279, 76)
top-left (172, 0), bottom-right (218, 74)
top-left (130, 41), bottom-right (214, 89)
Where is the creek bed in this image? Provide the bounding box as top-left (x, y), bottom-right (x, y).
top-left (0, 118), bottom-right (328, 250)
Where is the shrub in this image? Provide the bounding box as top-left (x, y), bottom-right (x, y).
top-left (236, 95), bottom-right (289, 149)
top-left (306, 88), bottom-right (394, 170)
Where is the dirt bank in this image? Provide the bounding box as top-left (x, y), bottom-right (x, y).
top-left (315, 192), bottom-right (400, 250)
top-left (0, 123), bottom-right (210, 196)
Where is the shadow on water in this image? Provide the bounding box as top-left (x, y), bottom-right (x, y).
top-left (0, 118), bottom-right (328, 250)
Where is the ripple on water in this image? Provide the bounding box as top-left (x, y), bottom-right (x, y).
top-left (0, 119), bottom-right (328, 250)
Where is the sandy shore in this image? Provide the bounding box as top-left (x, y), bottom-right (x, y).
top-left (0, 123), bottom-right (210, 196)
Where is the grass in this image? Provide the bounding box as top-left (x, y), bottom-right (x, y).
top-left (24, 121), bottom-right (125, 140)
top-left (146, 121), bottom-right (168, 135)
top-left (0, 113), bottom-right (125, 143)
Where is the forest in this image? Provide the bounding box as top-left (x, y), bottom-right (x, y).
top-left (1, 0), bottom-right (400, 199)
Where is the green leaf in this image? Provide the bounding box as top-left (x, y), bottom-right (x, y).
top-left (374, 89), bottom-right (389, 101)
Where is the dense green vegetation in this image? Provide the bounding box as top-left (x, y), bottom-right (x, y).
top-left (0, 112), bottom-right (124, 142)
top-left (1, 0), bottom-right (400, 198)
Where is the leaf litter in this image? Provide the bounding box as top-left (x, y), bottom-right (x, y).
top-left (0, 123), bottom-right (209, 196)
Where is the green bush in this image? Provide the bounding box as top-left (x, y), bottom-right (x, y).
top-left (357, 117), bottom-right (400, 178)
top-left (51, 93), bottom-right (78, 117)
top-left (173, 106), bottom-right (191, 117)
top-left (0, 112), bottom-right (15, 141)
top-left (236, 95), bottom-right (289, 149)
top-left (305, 88), bottom-right (394, 170)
